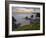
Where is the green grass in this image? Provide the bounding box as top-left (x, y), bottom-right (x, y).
top-left (15, 22), bottom-right (40, 31)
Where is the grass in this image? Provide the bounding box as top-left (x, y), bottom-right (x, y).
top-left (15, 22), bottom-right (40, 31)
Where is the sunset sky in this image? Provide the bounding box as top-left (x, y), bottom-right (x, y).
top-left (12, 7), bottom-right (40, 14)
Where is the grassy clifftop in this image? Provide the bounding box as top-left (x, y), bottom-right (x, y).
top-left (15, 22), bottom-right (40, 31)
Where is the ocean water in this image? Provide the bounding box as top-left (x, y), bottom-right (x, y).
top-left (13, 14), bottom-right (31, 26)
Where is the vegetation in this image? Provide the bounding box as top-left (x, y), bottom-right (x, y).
top-left (15, 22), bottom-right (40, 31)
